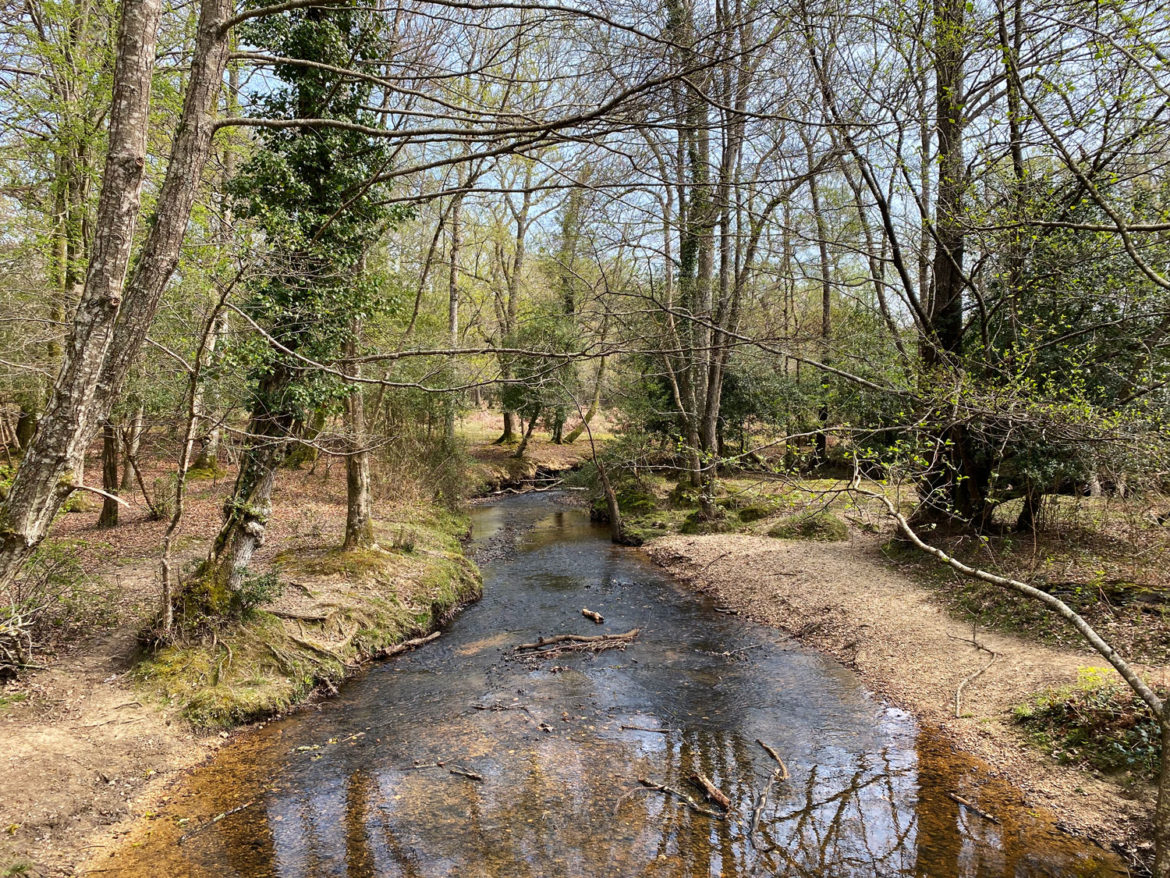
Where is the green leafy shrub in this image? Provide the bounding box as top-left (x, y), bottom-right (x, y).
top-left (235, 571), bottom-right (284, 616)
top-left (1014, 668), bottom-right (1163, 779)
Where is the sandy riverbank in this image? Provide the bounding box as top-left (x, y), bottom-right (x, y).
top-left (645, 531), bottom-right (1155, 867)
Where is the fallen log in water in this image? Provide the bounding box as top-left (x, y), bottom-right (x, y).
top-left (515, 628), bottom-right (640, 655)
top-left (638, 777), bottom-right (724, 819)
top-left (689, 772), bottom-right (731, 810)
top-left (946, 791), bottom-right (999, 824)
top-left (581, 608), bottom-right (604, 624)
top-left (756, 739), bottom-right (790, 780)
top-left (379, 630), bottom-right (441, 658)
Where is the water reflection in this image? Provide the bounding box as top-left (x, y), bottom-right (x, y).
top-left (100, 494), bottom-right (1122, 877)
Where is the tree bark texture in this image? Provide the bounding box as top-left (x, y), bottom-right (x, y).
top-left (97, 419), bottom-right (120, 527)
top-left (0, 0), bottom-right (162, 586)
top-left (344, 326), bottom-right (374, 549)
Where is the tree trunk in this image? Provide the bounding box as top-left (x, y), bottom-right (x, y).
top-left (343, 324), bottom-right (374, 550)
top-left (496, 409), bottom-right (518, 445)
top-left (192, 311), bottom-right (226, 471)
top-left (808, 153), bottom-right (832, 463)
top-left (445, 190), bottom-right (463, 449)
top-left (203, 372), bottom-right (294, 603)
top-left (0, 0), bottom-right (162, 587)
top-left (120, 404), bottom-right (144, 491)
top-left (97, 420), bottom-right (120, 527)
top-left (14, 401), bottom-right (36, 451)
top-left (513, 413), bottom-right (538, 459)
top-left (1016, 488), bottom-right (1040, 533)
top-left (0, 0), bottom-right (229, 590)
top-left (564, 358), bottom-right (605, 444)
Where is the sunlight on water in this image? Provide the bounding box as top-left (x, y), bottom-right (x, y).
top-left (101, 494), bottom-right (1124, 877)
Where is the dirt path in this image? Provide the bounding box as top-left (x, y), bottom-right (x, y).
top-left (0, 593), bottom-right (227, 876)
top-left (645, 531), bottom-right (1155, 863)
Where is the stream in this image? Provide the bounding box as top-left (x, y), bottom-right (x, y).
top-left (104, 492), bottom-right (1125, 876)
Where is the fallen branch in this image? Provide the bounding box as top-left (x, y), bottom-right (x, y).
top-left (638, 777), bottom-right (724, 819)
top-left (748, 769), bottom-right (780, 840)
top-left (851, 478), bottom-right (1163, 715)
top-left (946, 791), bottom-right (1000, 824)
top-left (515, 628), bottom-right (640, 654)
top-left (450, 766), bottom-right (484, 782)
top-left (581, 608), bottom-right (604, 624)
top-left (756, 739), bottom-right (790, 780)
top-left (619, 724), bottom-right (672, 734)
top-left (379, 630), bottom-right (440, 658)
top-left (689, 772), bottom-right (731, 810)
top-left (178, 800), bottom-right (256, 844)
top-left (955, 651), bottom-right (998, 718)
top-left (269, 609), bottom-right (334, 622)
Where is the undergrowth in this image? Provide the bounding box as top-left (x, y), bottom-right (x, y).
top-left (1014, 668), bottom-right (1164, 782)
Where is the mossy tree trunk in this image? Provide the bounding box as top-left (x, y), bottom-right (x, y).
top-left (496, 409), bottom-right (519, 444)
top-left (205, 371), bottom-right (294, 598)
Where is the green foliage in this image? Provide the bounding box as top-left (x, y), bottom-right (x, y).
top-left (498, 308), bottom-right (580, 427)
top-left (227, 6), bottom-right (407, 425)
top-left (1014, 668), bottom-right (1163, 780)
top-left (235, 571), bottom-right (284, 616)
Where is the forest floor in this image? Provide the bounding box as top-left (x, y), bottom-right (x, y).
top-left (0, 422), bottom-right (590, 878)
top-left (634, 475), bottom-right (1170, 868)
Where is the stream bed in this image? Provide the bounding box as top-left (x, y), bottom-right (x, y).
top-left (104, 492), bottom-right (1125, 876)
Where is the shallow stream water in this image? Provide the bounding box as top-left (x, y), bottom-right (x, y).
top-left (104, 493), bottom-right (1125, 876)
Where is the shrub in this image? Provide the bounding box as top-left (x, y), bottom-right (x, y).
top-left (1014, 668), bottom-right (1163, 779)
top-left (1, 543), bottom-right (117, 678)
top-left (737, 502), bottom-right (777, 523)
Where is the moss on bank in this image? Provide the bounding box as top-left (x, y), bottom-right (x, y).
top-left (768, 511), bottom-right (848, 542)
top-left (133, 505), bottom-right (481, 728)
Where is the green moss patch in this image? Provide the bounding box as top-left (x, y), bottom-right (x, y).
top-left (767, 511), bottom-right (848, 542)
top-left (136, 504), bottom-right (481, 728)
top-left (736, 502), bottom-right (778, 523)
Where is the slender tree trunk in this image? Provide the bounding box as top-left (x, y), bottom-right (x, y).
top-left (0, 0), bottom-right (162, 587)
top-left (97, 419), bottom-right (120, 527)
top-left (192, 311), bottom-right (226, 471)
top-left (161, 293), bottom-right (230, 632)
top-left (344, 322), bottom-right (374, 550)
top-left (120, 404), bottom-right (144, 491)
top-left (808, 154), bottom-right (832, 463)
top-left (513, 413), bottom-right (538, 459)
top-left (445, 191), bottom-right (463, 448)
top-left (565, 358), bottom-right (606, 445)
top-left (0, 0), bottom-right (229, 589)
